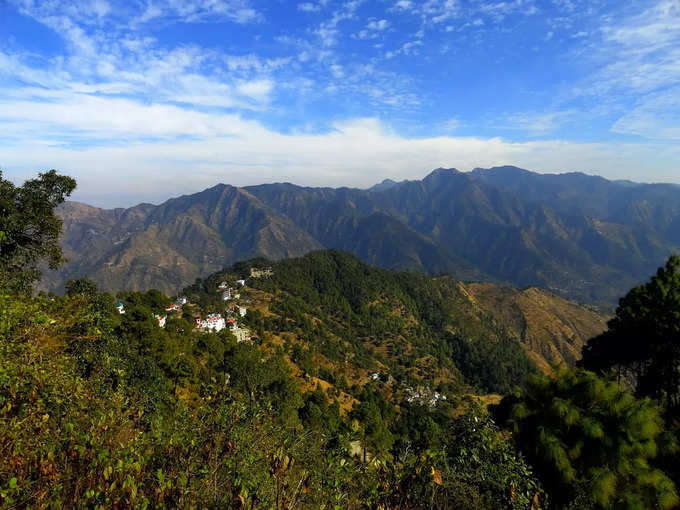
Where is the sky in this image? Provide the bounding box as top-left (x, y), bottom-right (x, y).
top-left (1, 0), bottom-right (679, 207)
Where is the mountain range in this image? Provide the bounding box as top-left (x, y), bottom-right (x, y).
top-left (46, 166), bottom-right (680, 305)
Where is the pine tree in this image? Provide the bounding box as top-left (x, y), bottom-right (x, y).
top-left (506, 368), bottom-right (678, 509)
top-left (581, 255), bottom-right (680, 415)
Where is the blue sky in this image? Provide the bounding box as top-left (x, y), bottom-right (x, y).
top-left (1, 0), bottom-right (679, 206)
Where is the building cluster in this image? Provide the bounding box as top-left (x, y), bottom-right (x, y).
top-left (165, 296), bottom-right (187, 312)
top-left (196, 313), bottom-right (226, 332)
top-left (249, 267), bottom-right (273, 278)
top-left (218, 283), bottom-right (242, 302)
top-left (113, 284), bottom-right (252, 340)
top-left (403, 386), bottom-right (447, 407)
top-left (195, 313), bottom-right (251, 342)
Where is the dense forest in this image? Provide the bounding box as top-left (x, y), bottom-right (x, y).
top-left (1, 170), bottom-right (679, 509)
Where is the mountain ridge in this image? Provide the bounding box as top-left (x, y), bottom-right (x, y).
top-left (45, 166), bottom-right (680, 304)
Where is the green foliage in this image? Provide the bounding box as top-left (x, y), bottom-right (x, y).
top-left (2, 176), bottom-right (675, 510)
top-left (0, 169), bottom-right (76, 293)
top-left (446, 333), bottom-right (535, 395)
top-left (506, 368), bottom-right (679, 509)
top-left (65, 277), bottom-right (99, 298)
top-left (446, 403), bottom-right (544, 509)
top-left (352, 388), bottom-right (397, 455)
top-left (581, 255), bottom-right (680, 415)
top-left (238, 250), bottom-right (536, 394)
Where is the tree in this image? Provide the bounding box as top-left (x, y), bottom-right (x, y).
top-left (447, 402), bottom-right (544, 510)
top-left (580, 255), bottom-right (680, 415)
top-left (65, 278), bottom-right (98, 298)
top-left (0, 169), bottom-right (76, 293)
top-left (352, 389), bottom-right (395, 456)
top-left (506, 368), bottom-right (678, 509)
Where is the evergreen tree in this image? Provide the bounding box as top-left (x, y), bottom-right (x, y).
top-left (506, 368), bottom-right (678, 509)
top-left (581, 255), bottom-right (680, 415)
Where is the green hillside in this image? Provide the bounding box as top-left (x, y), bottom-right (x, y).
top-left (3, 170), bottom-right (678, 509)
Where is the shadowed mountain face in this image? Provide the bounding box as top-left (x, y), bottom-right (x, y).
top-left (46, 167), bottom-right (680, 303)
top-left (48, 185), bottom-right (322, 293)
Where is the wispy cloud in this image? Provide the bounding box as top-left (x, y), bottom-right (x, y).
top-left (611, 87), bottom-right (680, 140)
top-left (583, 0), bottom-right (680, 139)
top-left (4, 115), bottom-right (677, 207)
top-left (298, 2), bottom-right (321, 12)
top-left (500, 110), bottom-right (577, 135)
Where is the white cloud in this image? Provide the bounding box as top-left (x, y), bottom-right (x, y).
top-left (611, 88), bottom-right (680, 140)
top-left (330, 64), bottom-right (344, 78)
top-left (133, 0), bottom-right (261, 24)
top-left (395, 0), bottom-right (413, 10)
top-left (298, 2), bottom-right (321, 12)
top-left (3, 115), bottom-right (678, 207)
top-left (443, 118), bottom-right (462, 131)
top-left (500, 110), bottom-right (576, 134)
top-left (0, 94), bottom-right (267, 138)
top-left (580, 1), bottom-right (680, 139)
top-left (367, 19), bottom-right (389, 30)
top-left (386, 39), bottom-right (423, 58)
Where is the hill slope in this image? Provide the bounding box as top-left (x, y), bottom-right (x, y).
top-left (193, 251), bottom-right (607, 384)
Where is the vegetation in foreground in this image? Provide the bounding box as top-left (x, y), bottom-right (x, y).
top-left (0, 170), bottom-right (679, 509)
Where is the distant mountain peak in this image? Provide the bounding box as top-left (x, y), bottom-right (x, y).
top-left (426, 167), bottom-right (461, 179)
top-left (368, 178), bottom-right (402, 192)
top-left (471, 165), bottom-right (531, 175)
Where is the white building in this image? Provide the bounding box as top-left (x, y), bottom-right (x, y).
top-left (238, 306), bottom-right (247, 317)
top-left (154, 314), bottom-right (167, 328)
top-left (197, 313), bottom-right (226, 332)
top-left (236, 279), bottom-right (246, 287)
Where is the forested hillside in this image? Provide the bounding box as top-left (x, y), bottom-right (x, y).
top-left (192, 251), bottom-right (606, 384)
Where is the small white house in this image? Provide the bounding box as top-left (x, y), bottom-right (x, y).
top-left (221, 288), bottom-right (232, 301)
top-left (175, 296), bottom-right (187, 305)
top-left (236, 279), bottom-right (246, 287)
top-left (238, 306), bottom-right (247, 317)
top-left (154, 314), bottom-right (166, 328)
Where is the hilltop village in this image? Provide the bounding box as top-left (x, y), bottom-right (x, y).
top-left (111, 267), bottom-right (275, 343)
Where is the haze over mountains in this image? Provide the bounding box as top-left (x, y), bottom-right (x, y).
top-left (47, 166), bottom-right (680, 305)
